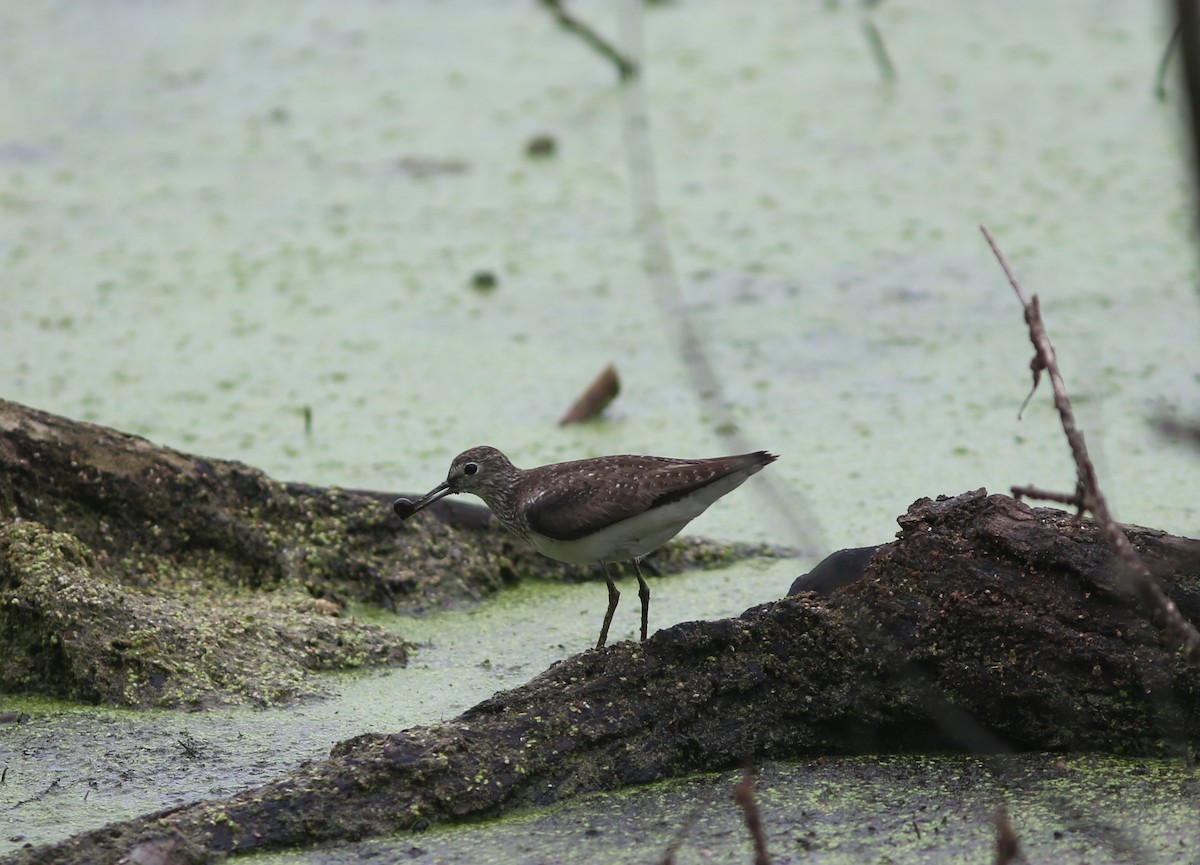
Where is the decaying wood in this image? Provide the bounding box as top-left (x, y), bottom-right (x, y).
top-left (7, 489), bottom-right (1199, 864)
top-left (0, 399), bottom-right (501, 610)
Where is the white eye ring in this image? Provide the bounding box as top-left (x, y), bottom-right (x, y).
top-left (464, 462), bottom-right (480, 476)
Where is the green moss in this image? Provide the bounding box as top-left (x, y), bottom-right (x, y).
top-left (0, 520), bottom-right (410, 709)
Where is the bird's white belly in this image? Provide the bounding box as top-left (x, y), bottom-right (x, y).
top-left (527, 479), bottom-right (744, 564)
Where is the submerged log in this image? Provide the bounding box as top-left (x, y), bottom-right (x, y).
top-left (7, 489), bottom-right (1199, 864)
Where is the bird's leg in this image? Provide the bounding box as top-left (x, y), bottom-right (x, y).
top-left (633, 558), bottom-right (650, 642)
top-left (596, 563), bottom-right (620, 649)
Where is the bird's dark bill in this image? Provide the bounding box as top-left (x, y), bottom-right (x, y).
top-left (392, 483), bottom-right (452, 521)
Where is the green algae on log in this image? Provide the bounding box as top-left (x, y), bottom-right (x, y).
top-left (0, 398), bottom-right (503, 612)
top-left (7, 490), bottom-right (1200, 863)
top-left (0, 520), bottom-right (407, 708)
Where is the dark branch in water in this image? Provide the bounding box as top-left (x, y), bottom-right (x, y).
top-left (540, 0), bottom-right (638, 81)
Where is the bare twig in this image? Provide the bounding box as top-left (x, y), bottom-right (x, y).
top-left (177, 732), bottom-right (204, 759)
top-left (981, 224), bottom-right (1200, 665)
top-left (994, 807), bottom-right (1022, 865)
top-left (658, 802), bottom-right (703, 865)
top-left (1015, 353), bottom-right (1046, 420)
top-left (1154, 22), bottom-right (1181, 102)
top-left (1176, 1), bottom-right (1200, 225)
top-left (862, 18), bottom-right (897, 83)
top-left (1011, 483), bottom-right (1084, 513)
top-left (732, 768), bottom-right (771, 865)
top-left (540, 0), bottom-right (637, 81)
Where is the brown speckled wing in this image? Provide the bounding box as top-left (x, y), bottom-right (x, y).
top-left (523, 453), bottom-right (773, 542)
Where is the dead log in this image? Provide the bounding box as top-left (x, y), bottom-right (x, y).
top-left (0, 398), bottom-right (511, 610)
top-left (7, 489), bottom-right (1199, 864)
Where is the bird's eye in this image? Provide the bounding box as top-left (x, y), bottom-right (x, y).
top-left (464, 462), bottom-right (479, 476)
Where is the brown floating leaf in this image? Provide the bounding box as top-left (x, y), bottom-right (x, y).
top-left (558, 363), bottom-right (620, 426)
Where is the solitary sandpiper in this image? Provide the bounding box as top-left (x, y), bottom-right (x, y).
top-left (393, 446), bottom-right (777, 648)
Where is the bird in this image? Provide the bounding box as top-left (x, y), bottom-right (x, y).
top-left (393, 445), bottom-right (777, 648)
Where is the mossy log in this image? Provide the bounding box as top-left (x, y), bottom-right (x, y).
top-left (0, 398), bottom-right (517, 611)
top-left (6, 489), bottom-right (1199, 864)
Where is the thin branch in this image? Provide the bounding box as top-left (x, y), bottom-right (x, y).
top-left (981, 224), bottom-right (1200, 665)
top-left (1011, 483), bottom-right (1084, 512)
top-left (658, 802), bottom-right (704, 865)
top-left (540, 0), bottom-right (637, 81)
top-left (993, 807), bottom-right (1022, 865)
top-left (862, 18), bottom-right (897, 83)
top-left (981, 224), bottom-right (1029, 306)
top-left (1154, 22), bottom-right (1181, 102)
top-left (1177, 0), bottom-right (1200, 237)
top-left (732, 768), bottom-right (771, 865)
